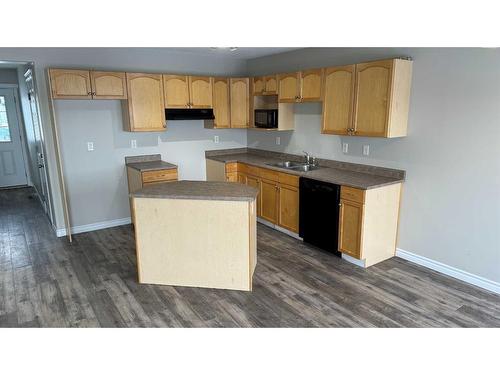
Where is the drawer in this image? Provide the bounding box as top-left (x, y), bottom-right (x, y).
top-left (260, 167), bottom-right (279, 182)
top-left (143, 180), bottom-right (176, 187)
top-left (340, 186), bottom-right (365, 203)
top-left (278, 172), bottom-right (299, 187)
top-left (245, 164), bottom-right (260, 177)
top-left (142, 169), bottom-right (178, 183)
top-left (225, 162), bottom-right (238, 173)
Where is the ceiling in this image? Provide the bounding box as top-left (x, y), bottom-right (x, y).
top-left (165, 47), bottom-right (301, 59)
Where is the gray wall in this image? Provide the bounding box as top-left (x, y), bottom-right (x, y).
top-left (0, 48), bottom-right (248, 230)
top-left (0, 68), bottom-right (18, 84)
top-left (246, 48), bottom-right (500, 283)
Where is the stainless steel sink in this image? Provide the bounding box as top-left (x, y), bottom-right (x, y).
top-left (266, 161), bottom-right (321, 172)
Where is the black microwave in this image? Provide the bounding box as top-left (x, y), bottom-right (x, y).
top-left (254, 109), bottom-right (278, 128)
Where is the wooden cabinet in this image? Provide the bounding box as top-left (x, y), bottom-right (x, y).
top-left (300, 69), bottom-right (323, 101)
top-left (253, 77), bottom-right (265, 95)
top-left (237, 172), bottom-right (247, 184)
top-left (278, 70), bottom-right (322, 103)
top-left (353, 59), bottom-right (412, 137)
top-left (123, 73), bottom-right (166, 132)
top-left (90, 71), bottom-right (127, 99)
top-left (163, 75), bottom-right (190, 108)
top-left (127, 165), bottom-right (178, 224)
top-left (246, 174), bottom-right (261, 217)
top-left (49, 69), bottom-right (92, 99)
top-left (260, 179), bottom-right (279, 224)
top-left (49, 69), bottom-right (127, 99)
top-left (230, 78), bottom-right (250, 128)
top-left (338, 184), bottom-right (402, 267)
top-left (278, 72), bottom-right (300, 102)
top-left (163, 75), bottom-right (213, 108)
top-left (212, 78), bottom-right (231, 128)
top-left (321, 65), bottom-right (355, 135)
top-left (253, 75), bottom-right (278, 95)
top-left (278, 184), bottom-right (299, 233)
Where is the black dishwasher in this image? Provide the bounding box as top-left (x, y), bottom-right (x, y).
top-left (299, 177), bottom-right (341, 256)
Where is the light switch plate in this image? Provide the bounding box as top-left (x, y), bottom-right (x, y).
top-left (276, 136), bottom-right (281, 145)
top-left (363, 144), bottom-right (370, 156)
top-left (87, 142), bottom-right (94, 151)
top-left (342, 143), bottom-right (348, 153)
top-left (214, 135), bottom-right (220, 143)
top-left (131, 139), bottom-right (137, 149)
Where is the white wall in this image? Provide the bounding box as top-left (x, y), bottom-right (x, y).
top-left (246, 48), bottom-right (500, 283)
top-left (0, 48), bottom-right (248, 229)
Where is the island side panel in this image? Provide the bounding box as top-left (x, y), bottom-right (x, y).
top-left (134, 197), bottom-right (253, 291)
top-left (206, 159), bottom-right (226, 181)
top-left (127, 167), bottom-right (143, 224)
top-left (248, 200), bottom-right (257, 288)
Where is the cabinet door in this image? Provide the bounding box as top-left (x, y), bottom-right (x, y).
top-left (322, 65), bottom-right (355, 135)
top-left (278, 184), bottom-right (299, 233)
top-left (246, 175), bottom-right (261, 217)
top-left (278, 73), bottom-right (300, 102)
top-left (230, 78), bottom-right (249, 128)
top-left (260, 179), bottom-right (279, 224)
top-left (338, 199), bottom-right (364, 259)
top-left (212, 78), bottom-right (231, 128)
top-left (300, 69), bottom-right (322, 102)
top-left (226, 172), bottom-right (238, 182)
top-left (125, 73), bottom-right (166, 132)
top-left (163, 75), bottom-right (190, 108)
top-left (253, 77), bottom-right (264, 95)
top-left (91, 71), bottom-right (127, 99)
top-left (353, 60), bottom-right (393, 137)
top-left (264, 75), bottom-right (278, 95)
top-left (49, 69), bottom-right (92, 99)
top-left (189, 76), bottom-right (213, 108)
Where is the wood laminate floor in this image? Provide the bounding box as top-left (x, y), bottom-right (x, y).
top-left (1, 187), bottom-right (500, 328)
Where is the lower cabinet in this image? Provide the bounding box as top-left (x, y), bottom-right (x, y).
top-left (246, 174), bottom-right (261, 217)
top-left (338, 184), bottom-right (402, 267)
top-left (278, 184), bottom-right (299, 233)
top-left (260, 179), bottom-right (279, 224)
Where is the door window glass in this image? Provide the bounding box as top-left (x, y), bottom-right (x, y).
top-left (0, 96), bottom-right (11, 142)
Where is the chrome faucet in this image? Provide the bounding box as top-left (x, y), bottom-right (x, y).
top-left (302, 151), bottom-right (311, 165)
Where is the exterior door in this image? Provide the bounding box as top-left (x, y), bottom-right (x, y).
top-left (0, 88), bottom-right (28, 188)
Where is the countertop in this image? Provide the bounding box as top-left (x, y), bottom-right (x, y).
top-left (126, 160), bottom-right (178, 172)
top-left (206, 149), bottom-right (405, 190)
top-left (131, 180), bottom-right (259, 202)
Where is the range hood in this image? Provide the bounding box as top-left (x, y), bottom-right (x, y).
top-left (165, 108), bottom-right (215, 121)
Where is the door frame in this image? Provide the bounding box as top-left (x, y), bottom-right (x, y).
top-left (0, 84), bottom-right (30, 188)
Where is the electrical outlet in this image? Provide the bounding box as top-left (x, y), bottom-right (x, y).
top-left (342, 143), bottom-right (348, 154)
top-left (363, 144), bottom-right (370, 156)
top-left (214, 135), bottom-right (220, 144)
top-left (131, 139), bottom-right (137, 149)
top-left (87, 142), bottom-right (94, 152)
top-left (276, 136), bottom-right (281, 145)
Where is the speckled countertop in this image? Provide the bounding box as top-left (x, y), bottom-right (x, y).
top-left (131, 181), bottom-right (258, 202)
top-left (206, 148), bottom-right (405, 190)
top-left (125, 154), bottom-right (177, 172)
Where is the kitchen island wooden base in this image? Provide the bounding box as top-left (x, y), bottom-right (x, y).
top-left (133, 196), bottom-right (257, 291)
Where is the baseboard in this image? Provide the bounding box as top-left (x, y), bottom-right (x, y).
top-left (396, 248), bottom-right (500, 295)
top-left (256, 217), bottom-right (302, 240)
top-left (342, 253), bottom-right (366, 268)
top-left (55, 217), bottom-right (132, 237)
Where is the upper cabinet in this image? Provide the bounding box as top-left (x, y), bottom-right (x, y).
top-left (123, 73), bottom-right (166, 132)
top-left (212, 78), bottom-right (231, 128)
top-left (353, 59), bottom-right (412, 137)
top-left (322, 65), bottom-right (355, 135)
top-left (189, 76), bottom-right (213, 108)
top-left (163, 75), bottom-right (190, 108)
top-left (49, 69), bottom-right (127, 100)
top-left (253, 75), bottom-right (278, 95)
top-left (91, 71), bottom-right (127, 99)
top-left (322, 58), bottom-right (412, 138)
top-left (278, 69), bottom-right (323, 103)
top-left (230, 78), bottom-right (250, 128)
top-left (163, 75), bottom-right (213, 108)
top-left (49, 69), bottom-right (92, 99)
top-left (277, 72), bottom-right (300, 102)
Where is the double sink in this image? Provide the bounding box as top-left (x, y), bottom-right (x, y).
top-left (266, 161), bottom-right (321, 172)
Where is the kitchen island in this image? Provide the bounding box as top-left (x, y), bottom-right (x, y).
top-left (131, 181), bottom-right (258, 291)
